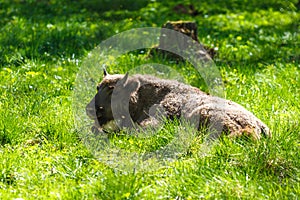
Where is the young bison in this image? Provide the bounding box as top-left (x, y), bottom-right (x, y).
top-left (86, 70), bottom-right (270, 140)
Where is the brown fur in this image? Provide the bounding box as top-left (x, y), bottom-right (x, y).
top-left (86, 73), bottom-right (271, 139)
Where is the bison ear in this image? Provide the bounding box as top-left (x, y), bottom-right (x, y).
top-left (119, 72), bottom-right (129, 87)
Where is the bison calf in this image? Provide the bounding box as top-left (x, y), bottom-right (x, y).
top-left (86, 71), bottom-right (270, 140)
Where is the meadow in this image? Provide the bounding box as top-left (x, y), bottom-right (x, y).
top-left (0, 0), bottom-right (299, 199)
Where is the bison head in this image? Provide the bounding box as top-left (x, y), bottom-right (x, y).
top-left (86, 69), bottom-right (138, 132)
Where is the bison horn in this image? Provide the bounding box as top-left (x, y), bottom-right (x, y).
top-left (103, 65), bottom-right (108, 77)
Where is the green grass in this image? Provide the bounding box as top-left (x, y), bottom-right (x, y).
top-left (0, 0), bottom-right (299, 199)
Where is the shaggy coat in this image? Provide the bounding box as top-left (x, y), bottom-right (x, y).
top-left (86, 73), bottom-right (270, 140)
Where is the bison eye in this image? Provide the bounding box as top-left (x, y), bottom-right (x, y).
top-left (96, 85), bottom-right (100, 91)
top-left (98, 106), bottom-right (104, 111)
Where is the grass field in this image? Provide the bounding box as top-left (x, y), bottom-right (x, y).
top-left (0, 0), bottom-right (299, 199)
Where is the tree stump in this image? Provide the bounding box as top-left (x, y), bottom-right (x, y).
top-left (160, 21), bottom-right (199, 44)
top-left (149, 21), bottom-right (215, 61)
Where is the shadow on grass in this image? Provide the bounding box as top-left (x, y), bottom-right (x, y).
top-left (0, 0), bottom-right (298, 67)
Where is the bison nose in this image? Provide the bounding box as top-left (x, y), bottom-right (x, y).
top-left (86, 106), bottom-right (96, 119)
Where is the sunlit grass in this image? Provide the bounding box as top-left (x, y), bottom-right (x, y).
top-left (0, 0), bottom-right (299, 199)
